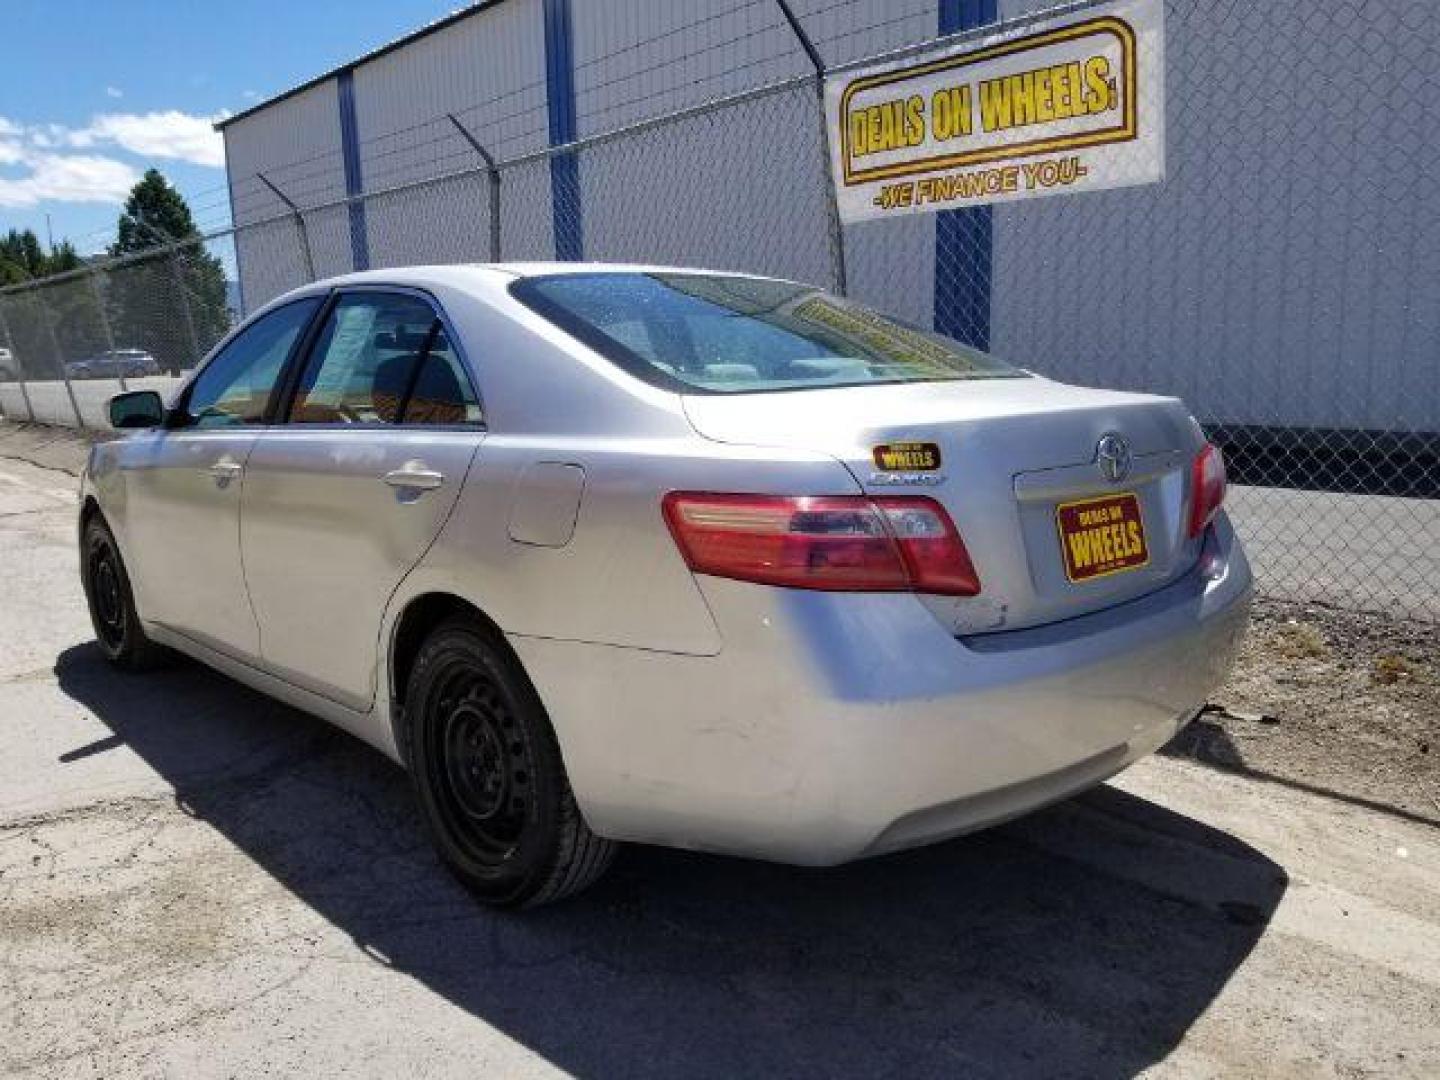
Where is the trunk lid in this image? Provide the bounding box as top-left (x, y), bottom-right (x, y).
top-left (683, 375), bottom-right (1205, 634)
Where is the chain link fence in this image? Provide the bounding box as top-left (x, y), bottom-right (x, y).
top-left (1, 0), bottom-right (1435, 620)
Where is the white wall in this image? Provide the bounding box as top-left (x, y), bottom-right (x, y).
top-left (987, 0), bottom-right (1440, 431)
top-left (795, 0), bottom-right (940, 326)
top-left (0, 376), bottom-right (183, 429)
top-left (354, 0), bottom-right (551, 264)
top-left (223, 79), bottom-right (347, 309)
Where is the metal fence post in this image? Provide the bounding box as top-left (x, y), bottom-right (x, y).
top-left (38, 293), bottom-right (85, 428)
top-left (446, 114), bottom-right (503, 262)
top-left (168, 249), bottom-right (203, 374)
top-left (86, 265), bottom-right (127, 393)
top-left (0, 297), bottom-right (36, 424)
top-left (256, 172), bottom-right (317, 281)
top-left (774, 0), bottom-right (847, 296)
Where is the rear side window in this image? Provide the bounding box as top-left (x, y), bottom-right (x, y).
top-left (183, 298), bottom-right (320, 427)
top-left (510, 272), bottom-right (1024, 394)
top-left (398, 329), bottom-right (479, 427)
top-left (288, 292), bottom-right (482, 426)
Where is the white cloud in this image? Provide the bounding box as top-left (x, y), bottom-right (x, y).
top-left (105, 86), bottom-right (124, 99)
top-left (0, 152), bottom-right (140, 208)
top-left (0, 108), bottom-right (223, 210)
top-left (69, 111), bottom-right (226, 168)
top-left (0, 110), bottom-right (225, 168)
top-left (28, 123), bottom-right (72, 150)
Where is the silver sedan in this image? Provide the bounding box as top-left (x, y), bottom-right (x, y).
top-left (80, 264), bottom-right (1251, 907)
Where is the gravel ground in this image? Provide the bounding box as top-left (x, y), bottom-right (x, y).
top-left (1173, 599), bottom-right (1440, 824)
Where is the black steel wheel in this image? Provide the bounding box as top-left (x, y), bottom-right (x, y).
top-left (80, 514), bottom-right (165, 670)
top-left (406, 617), bottom-right (616, 907)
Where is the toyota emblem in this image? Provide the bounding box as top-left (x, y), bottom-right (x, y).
top-left (1095, 433), bottom-right (1133, 483)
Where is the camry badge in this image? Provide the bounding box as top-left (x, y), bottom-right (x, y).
top-left (868, 471), bottom-right (945, 487)
top-left (1094, 433), bottom-right (1132, 483)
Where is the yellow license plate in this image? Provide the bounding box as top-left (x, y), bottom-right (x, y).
top-left (1055, 492), bottom-right (1149, 582)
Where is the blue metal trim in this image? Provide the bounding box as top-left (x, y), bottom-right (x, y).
top-left (543, 0), bottom-right (582, 260)
top-left (337, 70), bottom-right (370, 272)
top-left (934, 0), bottom-right (995, 349)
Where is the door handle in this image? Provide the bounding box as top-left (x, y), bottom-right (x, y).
top-left (208, 459), bottom-right (243, 485)
top-left (383, 466), bottom-right (445, 492)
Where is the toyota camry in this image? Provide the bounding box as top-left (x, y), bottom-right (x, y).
top-left (80, 264), bottom-right (1251, 907)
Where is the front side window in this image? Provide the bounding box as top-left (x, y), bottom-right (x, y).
top-left (183, 298), bottom-right (321, 427)
top-left (289, 292), bottom-right (482, 426)
top-left (510, 272), bottom-right (1025, 394)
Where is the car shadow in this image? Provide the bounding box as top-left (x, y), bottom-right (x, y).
top-left (1163, 709), bottom-right (1440, 830)
top-left (55, 642), bottom-right (1286, 1079)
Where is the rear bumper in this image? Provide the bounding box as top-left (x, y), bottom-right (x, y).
top-left (511, 513), bottom-right (1252, 865)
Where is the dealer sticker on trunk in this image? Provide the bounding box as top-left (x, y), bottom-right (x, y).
top-left (873, 441), bottom-right (941, 470)
top-left (1056, 492), bottom-right (1149, 582)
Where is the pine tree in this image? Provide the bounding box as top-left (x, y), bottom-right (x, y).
top-left (0, 229), bottom-right (84, 280)
top-left (106, 170), bottom-right (231, 374)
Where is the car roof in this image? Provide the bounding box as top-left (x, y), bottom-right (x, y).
top-left (256, 263), bottom-right (805, 328)
top-left (297, 262), bottom-right (791, 293)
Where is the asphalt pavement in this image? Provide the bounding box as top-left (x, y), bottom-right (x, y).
top-left (0, 424), bottom-right (1437, 1078)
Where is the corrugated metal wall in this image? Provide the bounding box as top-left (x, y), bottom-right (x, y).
top-left (985, 0), bottom-right (1440, 432)
top-left (570, 0), bottom-right (802, 133)
top-left (354, 0), bottom-right (551, 264)
top-left (226, 79), bottom-right (347, 217)
top-left (225, 79), bottom-right (347, 304)
top-left (803, 0), bottom-right (940, 329)
top-left (571, 1), bottom-right (813, 283)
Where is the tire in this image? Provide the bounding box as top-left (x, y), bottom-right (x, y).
top-left (405, 617), bottom-right (617, 908)
top-left (80, 515), bottom-right (167, 670)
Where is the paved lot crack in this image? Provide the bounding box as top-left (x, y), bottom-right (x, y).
top-left (0, 453), bottom-right (83, 479)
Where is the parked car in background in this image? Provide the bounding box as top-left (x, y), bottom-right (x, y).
top-left (66, 348), bottom-right (161, 381)
top-left (79, 263), bottom-right (1251, 908)
top-left (0, 347), bottom-right (16, 382)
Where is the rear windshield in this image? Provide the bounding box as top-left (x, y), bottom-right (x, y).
top-left (510, 272), bottom-right (1024, 394)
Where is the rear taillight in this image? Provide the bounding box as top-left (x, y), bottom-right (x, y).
top-left (661, 492), bottom-right (980, 596)
top-left (1188, 443), bottom-right (1227, 538)
top-left (873, 496), bottom-right (982, 596)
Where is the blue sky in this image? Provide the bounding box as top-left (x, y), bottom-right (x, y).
top-left (0, 0), bottom-right (463, 255)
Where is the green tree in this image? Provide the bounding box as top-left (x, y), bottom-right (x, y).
top-left (0, 229), bottom-right (83, 281)
top-left (0, 228), bottom-right (46, 280)
top-left (0, 230), bottom-right (96, 377)
top-left (106, 169), bottom-right (231, 374)
top-left (45, 239), bottom-right (81, 275)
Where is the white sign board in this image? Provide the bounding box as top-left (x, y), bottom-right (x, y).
top-left (825, 0), bottom-right (1164, 223)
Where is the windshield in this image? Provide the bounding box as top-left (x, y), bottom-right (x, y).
top-left (510, 272), bottom-right (1024, 394)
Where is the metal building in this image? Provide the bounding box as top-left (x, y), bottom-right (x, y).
top-left (218, 0), bottom-right (1439, 443)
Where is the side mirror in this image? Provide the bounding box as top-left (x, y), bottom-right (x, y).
top-left (108, 390), bottom-right (165, 430)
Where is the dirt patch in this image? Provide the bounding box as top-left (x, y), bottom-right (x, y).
top-left (0, 420), bottom-right (102, 476)
top-left (1168, 599), bottom-right (1440, 823)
